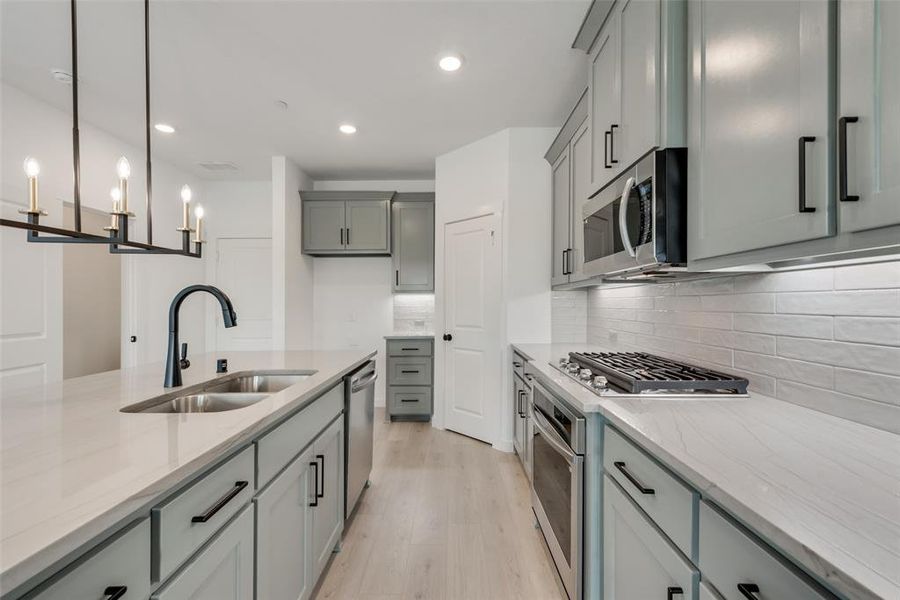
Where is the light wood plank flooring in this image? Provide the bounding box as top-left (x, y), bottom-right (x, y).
top-left (313, 410), bottom-right (566, 600)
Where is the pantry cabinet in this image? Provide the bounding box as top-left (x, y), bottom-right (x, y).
top-left (838, 0), bottom-right (900, 233)
top-left (687, 0), bottom-right (833, 261)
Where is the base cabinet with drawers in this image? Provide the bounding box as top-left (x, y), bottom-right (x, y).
top-left (510, 350), bottom-right (532, 478)
top-left (18, 378), bottom-right (352, 600)
top-left (385, 337), bottom-right (434, 420)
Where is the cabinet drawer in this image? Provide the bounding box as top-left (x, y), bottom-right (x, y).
top-left (152, 505), bottom-right (254, 600)
top-left (255, 382), bottom-right (344, 489)
top-left (28, 519), bottom-right (150, 600)
top-left (512, 352), bottom-right (527, 378)
top-left (387, 339), bottom-right (433, 357)
top-left (152, 446), bottom-right (255, 584)
top-left (387, 357), bottom-right (432, 385)
top-left (699, 502), bottom-right (833, 600)
top-left (604, 425), bottom-right (697, 559)
top-left (388, 386), bottom-right (432, 415)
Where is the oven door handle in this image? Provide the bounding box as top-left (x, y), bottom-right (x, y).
top-left (618, 176), bottom-right (636, 257)
top-left (532, 407), bottom-right (576, 462)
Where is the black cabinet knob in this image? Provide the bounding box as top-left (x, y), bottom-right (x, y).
top-left (443, 333), bottom-right (452, 341)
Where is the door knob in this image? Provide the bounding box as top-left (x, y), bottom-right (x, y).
top-left (443, 333), bottom-right (452, 341)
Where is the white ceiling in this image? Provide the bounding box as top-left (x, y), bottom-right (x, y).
top-left (1, 0), bottom-right (589, 180)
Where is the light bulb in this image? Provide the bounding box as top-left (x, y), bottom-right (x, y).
top-left (439, 55), bottom-right (463, 72)
top-left (23, 156), bottom-right (40, 178)
top-left (110, 187), bottom-right (122, 203)
top-left (180, 184), bottom-right (192, 204)
top-left (339, 124), bottom-right (357, 134)
top-left (116, 156), bottom-right (131, 179)
top-left (194, 205), bottom-right (204, 219)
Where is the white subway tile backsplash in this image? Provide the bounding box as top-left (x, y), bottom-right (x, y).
top-left (776, 290), bottom-right (900, 316)
top-left (833, 317), bottom-right (900, 347)
top-left (777, 337), bottom-right (900, 376)
top-left (552, 291), bottom-right (587, 344)
top-left (577, 260), bottom-right (900, 433)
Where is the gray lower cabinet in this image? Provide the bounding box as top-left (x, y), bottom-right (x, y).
top-left (391, 196), bottom-right (434, 292)
top-left (603, 475), bottom-right (698, 600)
top-left (386, 337), bottom-right (434, 420)
top-left (300, 191), bottom-right (394, 255)
top-left (310, 416), bottom-right (345, 584)
top-left (254, 446), bottom-right (315, 600)
top-left (26, 519), bottom-right (150, 600)
top-left (151, 505), bottom-right (254, 600)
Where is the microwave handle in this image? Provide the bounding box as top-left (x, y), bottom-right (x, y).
top-left (618, 176), bottom-right (636, 257)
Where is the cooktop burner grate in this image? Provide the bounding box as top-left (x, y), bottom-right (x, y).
top-left (569, 351), bottom-right (749, 394)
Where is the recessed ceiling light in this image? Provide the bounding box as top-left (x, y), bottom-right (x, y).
top-left (154, 123), bottom-right (175, 134)
top-left (439, 54), bottom-right (463, 72)
top-left (339, 124), bottom-right (357, 135)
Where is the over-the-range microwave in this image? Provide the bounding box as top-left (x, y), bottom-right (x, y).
top-left (581, 148), bottom-right (687, 281)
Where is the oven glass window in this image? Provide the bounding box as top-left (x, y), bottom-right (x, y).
top-left (583, 176), bottom-right (652, 263)
top-left (532, 421), bottom-right (573, 564)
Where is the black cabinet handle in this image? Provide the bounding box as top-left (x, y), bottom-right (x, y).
top-left (513, 362), bottom-right (522, 368)
top-left (401, 347), bottom-right (418, 351)
top-left (315, 454), bottom-right (325, 499)
top-left (604, 129), bottom-right (612, 168)
top-left (443, 333), bottom-right (453, 341)
top-left (309, 461), bottom-right (319, 507)
top-left (839, 116), bottom-right (859, 202)
top-left (346, 227), bottom-right (351, 245)
top-left (104, 586), bottom-right (128, 600)
top-left (191, 481), bottom-right (248, 523)
top-left (609, 124), bottom-right (619, 164)
top-left (614, 461), bottom-right (655, 495)
top-left (395, 270), bottom-right (400, 286)
top-left (798, 136), bottom-right (816, 213)
top-left (401, 369), bottom-right (420, 374)
top-left (401, 398), bottom-right (419, 403)
top-left (667, 587), bottom-right (683, 600)
top-left (340, 228), bottom-right (344, 245)
top-left (737, 583), bottom-right (760, 599)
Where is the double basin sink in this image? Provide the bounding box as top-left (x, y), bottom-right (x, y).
top-left (121, 370), bottom-right (317, 414)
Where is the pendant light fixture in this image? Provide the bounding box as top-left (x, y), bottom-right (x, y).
top-left (0, 0), bottom-right (204, 258)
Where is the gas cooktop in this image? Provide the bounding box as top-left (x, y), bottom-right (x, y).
top-left (553, 351), bottom-right (749, 398)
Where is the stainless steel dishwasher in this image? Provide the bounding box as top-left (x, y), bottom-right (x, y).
top-left (344, 360), bottom-right (376, 518)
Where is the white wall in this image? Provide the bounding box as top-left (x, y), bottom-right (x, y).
top-left (0, 82), bottom-right (206, 382)
top-left (310, 179), bottom-right (434, 406)
top-left (272, 156), bottom-right (315, 350)
top-left (434, 127), bottom-right (555, 449)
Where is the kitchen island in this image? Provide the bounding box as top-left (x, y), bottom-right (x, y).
top-left (0, 349), bottom-right (375, 599)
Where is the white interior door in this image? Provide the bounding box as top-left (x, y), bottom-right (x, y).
top-left (215, 237), bottom-right (273, 351)
top-left (442, 214), bottom-right (501, 445)
top-left (0, 198), bottom-right (62, 391)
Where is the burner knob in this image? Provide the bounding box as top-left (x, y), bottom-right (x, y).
top-left (579, 368), bottom-right (593, 381)
top-left (558, 358), bottom-right (569, 367)
top-left (566, 363), bottom-right (580, 374)
top-left (592, 376), bottom-right (609, 390)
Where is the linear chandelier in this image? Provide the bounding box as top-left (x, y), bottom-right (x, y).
top-left (0, 0), bottom-right (204, 258)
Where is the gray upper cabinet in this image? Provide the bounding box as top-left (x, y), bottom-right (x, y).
top-left (552, 145), bottom-right (573, 287)
top-left (301, 191), bottom-right (394, 255)
top-left (687, 0), bottom-right (833, 261)
top-left (569, 119), bottom-right (591, 283)
top-left (590, 8), bottom-right (621, 190)
top-left (392, 195), bottom-right (435, 292)
top-left (839, 0), bottom-right (900, 233)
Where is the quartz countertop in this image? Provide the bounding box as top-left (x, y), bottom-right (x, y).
top-left (512, 343), bottom-right (900, 600)
top-left (0, 349), bottom-right (375, 594)
top-left (383, 332), bottom-right (435, 339)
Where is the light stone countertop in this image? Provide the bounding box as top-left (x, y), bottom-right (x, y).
top-left (383, 332), bottom-right (435, 339)
top-left (513, 343), bottom-right (900, 600)
top-left (0, 349), bottom-right (375, 595)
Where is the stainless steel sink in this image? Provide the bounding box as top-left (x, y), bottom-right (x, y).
top-left (121, 370), bottom-right (317, 413)
top-left (202, 372), bottom-right (315, 394)
top-left (136, 393), bottom-right (270, 413)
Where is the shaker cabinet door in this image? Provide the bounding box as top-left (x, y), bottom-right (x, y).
top-left (618, 0), bottom-right (660, 168)
top-left (569, 119), bottom-right (591, 283)
top-left (688, 0), bottom-right (832, 260)
top-left (303, 201), bottom-right (346, 252)
top-left (346, 200), bottom-right (390, 253)
top-left (839, 0), bottom-right (900, 232)
top-left (590, 12), bottom-right (621, 191)
top-left (551, 146), bottom-right (572, 286)
top-left (392, 201), bottom-right (435, 292)
top-left (603, 476), bottom-right (697, 600)
top-left (310, 416), bottom-right (345, 584)
top-left (254, 448), bottom-right (315, 600)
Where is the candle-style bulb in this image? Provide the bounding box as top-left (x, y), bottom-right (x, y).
top-left (194, 205), bottom-right (204, 219)
top-left (110, 187), bottom-right (122, 203)
top-left (23, 157), bottom-right (40, 178)
top-left (180, 185), bottom-right (192, 204)
top-left (116, 156), bottom-right (131, 179)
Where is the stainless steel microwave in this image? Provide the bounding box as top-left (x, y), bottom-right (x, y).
top-left (581, 148), bottom-right (687, 280)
